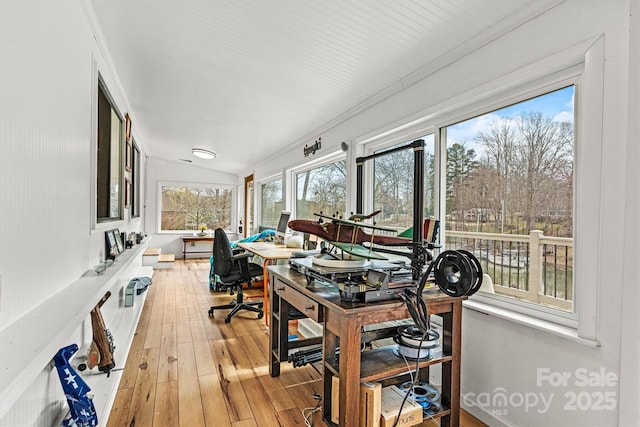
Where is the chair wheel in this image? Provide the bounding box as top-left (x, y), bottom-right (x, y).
top-left (208, 308), bottom-right (214, 316)
top-left (224, 317), bottom-right (231, 323)
top-left (257, 312), bottom-right (264, 320)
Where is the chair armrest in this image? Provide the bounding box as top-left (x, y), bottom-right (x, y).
top-left (230, 251), bottom-right (252, 261)
top-left (231, 251), bottom-right (256, 283)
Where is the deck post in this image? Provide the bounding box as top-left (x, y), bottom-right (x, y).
top-left (528, 230), bottom-right (543, 304)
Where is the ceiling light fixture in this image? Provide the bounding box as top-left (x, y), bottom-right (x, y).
top-left (192, 147), bottom-right (217, 160)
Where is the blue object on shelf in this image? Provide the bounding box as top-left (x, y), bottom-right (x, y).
top-left (129, 276), bottom-right (152, 295)
top-left (53, 344), bottom-right (98, 427)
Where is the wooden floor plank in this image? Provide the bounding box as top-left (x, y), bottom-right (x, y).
top-left (157, 321), bottom-right (178, 383)
top-left (235, 333), bottom-right (297, 412)
top-left (126, 346), bottom-right (160, 426)
top-left (174, 272), bottom-right (192, 344)
top-left (154, 380), bottom-right (179, 427)
top-left (230, 419), bottom-right (258, 427)
top-left (199, 373), bottom-right (232, 427)
top-left (105, 387), bottom-right (133, 427)
top-left (277, 407), bottom-right (309, 427)
top-left (144, 272), bottom-right (165, 349)
top-left (190, 319), bottom-right (217, 377)
top-left (118, 313), bottom-right (149, 390)
top-left (237, 374), bottom-right (281, 426)
top-left (177, 342), bottom-right (206, 427)
top-left (162, 269), bottom-right (177, 324)
top-left (137, 285), bottom-right (154, 328)
top-left (224, 337), bottom-right (281, 426)
top-left (209, 338), bottom-right (253, 423)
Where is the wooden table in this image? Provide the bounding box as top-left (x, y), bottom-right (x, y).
top-left (268, 264), bottom-right (465, 427)
top-left (181, 236), bottom-right (214, 259)
top-left (236, 241), bottom-right (302, 325)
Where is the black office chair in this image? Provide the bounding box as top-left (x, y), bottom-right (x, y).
top-left (208, 228), bottom-right (264, 323)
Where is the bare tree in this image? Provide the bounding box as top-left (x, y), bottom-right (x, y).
top-left (472, 112), bottom-right (573, 235)
top-left (374, 149), bottom-right (413, 224)
top-left (514, 112), bottom-right (573, 230)
top-left (161, 186), bottom-right (232, 230)
top-left (474, 117), bottom-right (517, 231)
top-left (296, 161), bottom-right (346, 219)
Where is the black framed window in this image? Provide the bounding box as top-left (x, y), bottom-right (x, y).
top-left (96, 80), bottom-right (122, 222)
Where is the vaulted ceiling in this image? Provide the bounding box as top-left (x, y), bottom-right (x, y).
top-left (90, 0), bottom-right (558, 174)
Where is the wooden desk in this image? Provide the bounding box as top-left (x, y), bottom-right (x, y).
top-left (236, 241), bottom-right (302, 325)
top-left (181, 236), bottom-right (214, 259)
top-left (268, 265), bottom-right (465, 427)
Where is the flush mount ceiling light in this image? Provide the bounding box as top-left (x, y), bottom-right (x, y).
top-left (192, 147), bottom-right (217, 160)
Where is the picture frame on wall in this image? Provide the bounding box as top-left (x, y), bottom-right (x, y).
top-left (132, 141), bottom-right (140, 218)
top-left (125, 112), bottom-right (132, 142)
top-left (125, 141), bottom-right (132, 171)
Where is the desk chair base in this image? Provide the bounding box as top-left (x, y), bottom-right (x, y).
top-left (208, 299), bottom-right (264, 323)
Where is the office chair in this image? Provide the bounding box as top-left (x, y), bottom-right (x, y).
top-left (208, 228), bottom-right (264, 323)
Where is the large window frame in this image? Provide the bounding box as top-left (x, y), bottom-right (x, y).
top-left (157, 181), bottom-right (236, 234)
top-left (361, 135), bottom-right (437, 235)
top-left (95, 78), bottom-right (123, 224)
top-left (439, 84), bottom-right (576, 325)
top-left (357, 39), bottom-right (603, 344)
top-left (288, 151), bottom-right (347, 221)
top-left (259, 175), bottom-right (284, 229)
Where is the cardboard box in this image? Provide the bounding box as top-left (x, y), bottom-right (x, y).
top-left (380, 385), bottom-right (423, 427)
top-left (331, 377), bottom-right (382, 427)
top-left (360, 381), bottom-right (382, 427)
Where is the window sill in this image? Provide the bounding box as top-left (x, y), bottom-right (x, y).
top-left (462, 299), bottom-right (600, 348)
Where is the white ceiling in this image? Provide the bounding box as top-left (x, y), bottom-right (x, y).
top-left (90, 0), bottom-right (557, 174)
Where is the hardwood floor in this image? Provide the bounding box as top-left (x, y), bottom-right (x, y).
top-left (107, 259), bottom-right (486, 427)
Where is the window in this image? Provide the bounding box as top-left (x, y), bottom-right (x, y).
top-left (443, 86), bottom-right (575, 314)
top-left (372, 135), bottom-right (435, 232)
top-left (295, 159), bottom-right (346, 220)
top-left (160, 184), bottom-right (233, 231)
top-left (96, 81), bottom-right (122, 222)
top-left (261, 177), bottom-right (283, 228)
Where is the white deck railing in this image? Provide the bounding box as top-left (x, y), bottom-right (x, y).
top-left (445, 230), bottom-right (573, 312)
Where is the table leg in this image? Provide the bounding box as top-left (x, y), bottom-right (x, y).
top-left (338, 316), bottom-right (361, 427)
top-left (270, 285), bottom-right (290, 377)
top-left (262, 259), bottom-right (271, 326)
top-left (441, 301), bottom-right (462, 427)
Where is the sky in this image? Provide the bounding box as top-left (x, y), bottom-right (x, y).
top-left (447, 85), bottom-right (575, 155)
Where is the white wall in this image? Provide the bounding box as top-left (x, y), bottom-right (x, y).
top-left (250, 1), bottom-right (637, 426)
top-left (618, 1), bottom-right (640, 424)
top-left (0, 1), bottom-right (146, 425)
